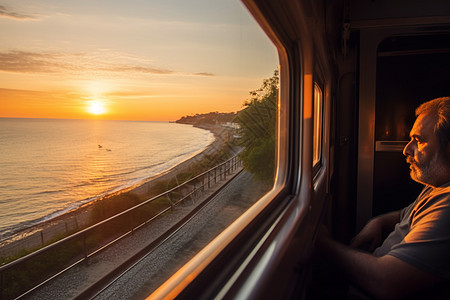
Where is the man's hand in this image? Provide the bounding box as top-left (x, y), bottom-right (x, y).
top-left (350, 217), bottom-right (383, 252)
top-left (350, 210), bottom-right (401, 252)
top-left (316, 218), bottom-right (443, 299)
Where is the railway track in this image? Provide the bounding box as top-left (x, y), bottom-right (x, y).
top-left (24, 168), bottom-right (269, 300)
top-left (76, 168), bottom-right (244, 300)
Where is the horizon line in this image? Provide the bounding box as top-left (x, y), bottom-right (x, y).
top-left (0, 116), bottom-right (175, 122)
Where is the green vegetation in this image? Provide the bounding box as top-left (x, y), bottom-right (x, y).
top-left (235, 70), bottom-right (278, 183)
top-left (1, 236), bottom-right (85, 299)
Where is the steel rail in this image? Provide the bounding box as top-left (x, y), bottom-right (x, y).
top-left (76, 167), bottom-right (244, 300)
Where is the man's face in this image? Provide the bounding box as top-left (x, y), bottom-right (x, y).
top-left (403, 113), bottom-right (448, 187)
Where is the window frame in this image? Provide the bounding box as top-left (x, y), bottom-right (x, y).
top-left (313, 81), bottom-right (324, 172)
top-left (149, 1), bottom-right (332, 298)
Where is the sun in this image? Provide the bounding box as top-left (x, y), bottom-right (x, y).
top-left (87, 100), bottom-right (107, 115)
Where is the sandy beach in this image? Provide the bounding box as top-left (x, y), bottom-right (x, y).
top-left (0, 123), bottom-right (235, 258)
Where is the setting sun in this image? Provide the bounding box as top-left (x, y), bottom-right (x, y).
top-left (0, 1), bottom-right (277, 121)
top-left (87, 101), bottom-right (107, 115)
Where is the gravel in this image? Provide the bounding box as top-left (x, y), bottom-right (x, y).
top-left (25, 171), bottom-right (269, 300)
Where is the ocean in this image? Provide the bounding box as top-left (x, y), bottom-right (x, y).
top-left (0, 118), bottom-right (214, 240)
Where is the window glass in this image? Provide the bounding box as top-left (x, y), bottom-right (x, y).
top-left (0, 1), bottom-right (278, 298)
top-left (313, 82), bottom-right (323, 167)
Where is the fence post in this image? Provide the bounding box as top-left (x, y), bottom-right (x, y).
top-left (166, 193), bottom-right (175, 210)
top-left (190, 183), bottom-right (196, 204)
top-left (208, 172), bottom-right (211, 189)
top-left (83, 233), bottom-right (88, 260)
top-left (193, 183), bottom-right (196, 201)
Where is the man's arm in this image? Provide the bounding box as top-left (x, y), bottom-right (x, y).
top-left (350, 210), bottom-right (401, 251)
top-left (317, 229), bottom-right (444, 299)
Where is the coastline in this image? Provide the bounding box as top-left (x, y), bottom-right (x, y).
top-left (0, 123), bottom-right (232, 257)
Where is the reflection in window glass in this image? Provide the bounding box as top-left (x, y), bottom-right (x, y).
top-left (313, 82), bottom-right (323, 167)
top-left (0, 1), bottom-right (278, 298)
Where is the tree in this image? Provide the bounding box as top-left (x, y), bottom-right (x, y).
top-left (235, 70), bottom-right (278, 183)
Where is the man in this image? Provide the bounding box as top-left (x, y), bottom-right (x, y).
top-left (317, 97), bottom-right (450, 299)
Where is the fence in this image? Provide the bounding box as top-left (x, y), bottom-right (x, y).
top-left (0, 214), bottom-right (89, 260)
top-left (0, 154), bottom-right (242, 300)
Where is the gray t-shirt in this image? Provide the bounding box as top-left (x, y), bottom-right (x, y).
top-left (373, 182), bottom-right (450, 279)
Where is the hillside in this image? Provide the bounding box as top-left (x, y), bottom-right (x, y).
top-left (175, 112), bottom-right (236, 125)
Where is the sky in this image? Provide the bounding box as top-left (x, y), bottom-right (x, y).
top-left (0, 0), bottom-right (278, 121)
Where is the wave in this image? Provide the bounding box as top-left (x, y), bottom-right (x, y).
top-left (0, 119), bottom-right (215, 241)
top-left (34, 189), bottom-right (65, 196)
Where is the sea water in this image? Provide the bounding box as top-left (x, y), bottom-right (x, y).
top-left (0, 118), bottom-right (214, 240)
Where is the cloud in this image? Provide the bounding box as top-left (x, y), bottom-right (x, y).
top-left (0, 5), bottom-right (38, 20)
top-left (0, 51), bottom-right (64, 73)
top-left (0, 50), bottom-right (216, 78)
top-left (0, 50), bottom-right (175, 76)
top-left (192, 72), bottom-right (215, 77)
top-left (100, 65), bottom-right (174, 75)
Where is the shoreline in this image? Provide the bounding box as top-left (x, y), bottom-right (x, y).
top-left (0, 124), bottom-right (231, 254)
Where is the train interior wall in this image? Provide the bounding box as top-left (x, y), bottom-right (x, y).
top-left (374, 34), bottom-right (450, 216)
top-left (329, 0), bottom-right (450, 242)
top-left (308, 0), bottom-right (450, 297)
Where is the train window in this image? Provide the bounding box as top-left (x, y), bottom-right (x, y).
top-left (0, 1), bottom-right (279, 298)
top-left (313, 82), bottom-right (323, 167)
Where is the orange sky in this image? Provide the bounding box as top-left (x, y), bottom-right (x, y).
top-left (0, 1), bottom-right (278, 121)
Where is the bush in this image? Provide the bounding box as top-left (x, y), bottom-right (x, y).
top-left (235, 70), bottom-right (278, 183)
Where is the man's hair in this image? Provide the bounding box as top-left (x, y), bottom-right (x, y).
top-left (416, 97), bottom-right (450, 153)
